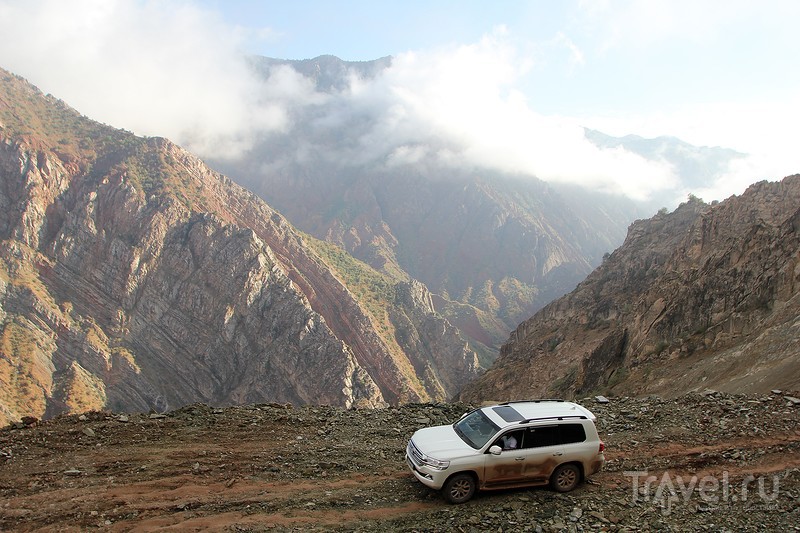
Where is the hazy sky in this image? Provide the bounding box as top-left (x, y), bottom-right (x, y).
top-left (0, 0), bottom-right (797, 203)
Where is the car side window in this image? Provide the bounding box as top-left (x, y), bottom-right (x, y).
top-left (492, 429), bottom-right (524, 450)
top-left (524, 424), bottom-right (587, 447)
top-left (523, 425), bottom-right (560, 448)
top-left (559, 423), bottom-right (586, 444)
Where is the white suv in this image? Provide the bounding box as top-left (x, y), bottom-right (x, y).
top-left (406, 400), bottom-right (605, 503)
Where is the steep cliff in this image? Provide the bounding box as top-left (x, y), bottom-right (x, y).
top-left (460, 176), bottom-right (800, 401)
top-left (0, 69), bottom-right (480, 425)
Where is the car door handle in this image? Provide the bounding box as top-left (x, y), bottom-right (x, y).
top-left (515, 457), bottom-right (525, 461)
top-left (552, 452), bottom-right (563, 456)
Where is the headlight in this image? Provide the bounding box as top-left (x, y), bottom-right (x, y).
top-left (423, 456), bottom-right (450, 470)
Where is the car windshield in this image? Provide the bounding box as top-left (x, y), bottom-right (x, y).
top-left (453, 409), bottom-right (500, 449)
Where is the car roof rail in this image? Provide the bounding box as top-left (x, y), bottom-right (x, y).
top-left (498, 399), bottom-right (565, 405)
top-left (518, 415), bottom-right (588, 424)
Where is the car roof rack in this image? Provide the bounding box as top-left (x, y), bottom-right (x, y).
top-left (498, 399), bottom-right (565, 405)
top-left (518, 415), bottom-right (587, 424)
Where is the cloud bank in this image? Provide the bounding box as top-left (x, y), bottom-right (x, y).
top-left (0, 0), bottom-right (291, 157)
top-left (0, 0), bottom-right (793, 205)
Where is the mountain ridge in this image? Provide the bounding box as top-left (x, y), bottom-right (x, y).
top-left (0, 68), bottom-right (479, 425)
top-left (459, 175), bottom-right (800, 401)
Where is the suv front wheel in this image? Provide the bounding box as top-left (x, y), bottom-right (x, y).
top-left (550, 463), bottom-right (580, 492)
top-left (442, 473), bottom-right (477, 504)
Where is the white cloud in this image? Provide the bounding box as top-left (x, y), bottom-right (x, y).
top-left (552, 32), bottom-right (585, 70)
top-left (335, 30), bottom-right (679, 200)
top-left (0, 0), bottom-right (792, 203)
top-left (0, 0), bottom-right (292, 158)
top-left (579, 96), bottom-right (800, 202)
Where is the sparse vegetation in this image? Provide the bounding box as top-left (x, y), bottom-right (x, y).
top-left (0, 320), bottom-right (50, 420)
top-left (306, 236), bottom-right (441, 402)
top-left (307, 236), bottom-right (398, 327)
top-left (551, 366), bottom-right (577, 395)
top-left (546, 335), bottom-right (562, 352)
top-left (1, 250), bottom-right (60, 318)
top-left (651, 339), bottom-right (669, 355)
top-left (687, 192), bottom-right (704, 203)
top-left (605, 366), bottom-right (628, 389)
top-left (60, 361), bottom-right (107, 414)
top-left (81, 318), bottom-right (110, 356)
top-left (111, 347), bottom-right (141, 373)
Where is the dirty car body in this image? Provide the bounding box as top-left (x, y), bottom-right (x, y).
top-left (406, 400), bottom-right (605, 503)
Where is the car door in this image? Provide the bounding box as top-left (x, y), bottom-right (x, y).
top-left (519, 425), bottom-right (565, 483)
top-left (483, 430), bottom-right (526, 486)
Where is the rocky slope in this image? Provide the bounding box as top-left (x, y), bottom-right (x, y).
top-left (1, 391), bottom-right (798, 531)
top-left (0, 68), bottom-right (480, 426)
top-left (460, 176), bottom-right (800, 401)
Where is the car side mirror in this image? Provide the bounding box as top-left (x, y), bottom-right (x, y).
top-left (489, 445), bottom-right (502, 455)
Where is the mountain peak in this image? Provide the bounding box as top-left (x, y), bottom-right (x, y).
top-left (250, 54), bottom-right (392, 92)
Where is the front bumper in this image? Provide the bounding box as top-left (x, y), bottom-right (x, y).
top-left (406, 452), bottom-right (447, 489)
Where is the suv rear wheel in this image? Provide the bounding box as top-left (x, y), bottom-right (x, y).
top-left (442, 473), bottom-right (476, 504)
top-left (550, 463), bottom-right (580, 492)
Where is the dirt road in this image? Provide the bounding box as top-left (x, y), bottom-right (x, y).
top-left (1, 393), bottom-right (799, 531)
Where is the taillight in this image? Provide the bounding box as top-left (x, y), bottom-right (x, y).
top-left (599, 441), bottom-right (605, 453)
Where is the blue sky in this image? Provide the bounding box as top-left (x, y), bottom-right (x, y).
top-left (196, 0), bottom-right (799, 115)
top-left (0, 0), bottom-right (798, 202)
top-left (199, 1), bottom-right (559, 62)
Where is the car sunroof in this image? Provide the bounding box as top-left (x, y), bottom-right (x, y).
top-left (492, 405), bottom-right (525, 422)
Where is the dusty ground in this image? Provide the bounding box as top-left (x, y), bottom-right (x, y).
top-left (1, 391), bottom-right (799, 532)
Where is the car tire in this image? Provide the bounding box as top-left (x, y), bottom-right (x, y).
top-left (550, 463), bottom-right (580, 492)
top-left (442, 473), bottom-right (477, 504)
